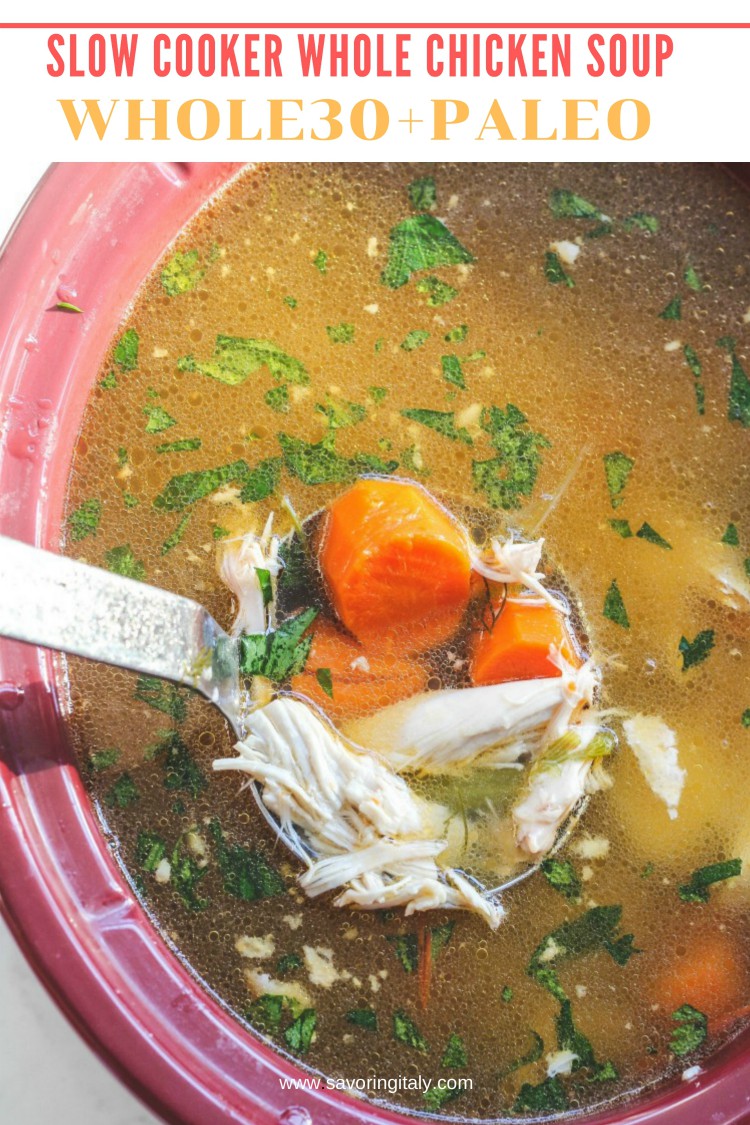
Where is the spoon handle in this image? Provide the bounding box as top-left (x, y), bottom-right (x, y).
top-left (0, 535), bottom-right (236, 714)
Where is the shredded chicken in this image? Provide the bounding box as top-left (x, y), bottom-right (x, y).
top-left (470, 537), bottom-right (569, 613)
top-left (622, 714), bottom-right (685, 819)
top-left (218, 514), bottom-right (280, 636)
top-left (213, 697), bottom-right (504, 928)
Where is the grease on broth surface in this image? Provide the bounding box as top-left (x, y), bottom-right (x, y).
top-left (63, 163), bottom-right (750, 1119)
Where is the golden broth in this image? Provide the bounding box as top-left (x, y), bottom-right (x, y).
top-left (63, 163), bottom-right (750, 1119)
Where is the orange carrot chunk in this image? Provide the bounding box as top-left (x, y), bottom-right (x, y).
top-left (652, 932), bottom-right (745, 1021)
top-left (318, 478), bottom-right (471, 653)
top-left (291, 618), bottom-right (426, 722)
top-left (470, 599), bottom-right (578, 686)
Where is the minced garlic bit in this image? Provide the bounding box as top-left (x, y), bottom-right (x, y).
top-left (549, 240), bottom-right (581, 267)
top-left (235, 934), bottom-right (276, 959)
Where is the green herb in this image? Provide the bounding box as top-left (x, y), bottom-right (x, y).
top-left (105, 544), bottom-right (146, 581)
top-left (502, 986), bottom-right (513, 1003)
top-left (326, 322), bottom-right (356, 345)
top-left (548, 189), bottom-right (602, 220)
top-left (155, 731), bottom-right (206, 798)
top-left (209, 819), bottom-right (286, 901)
top-left (99, 370), bottom-right (117, 390)
top-left (513, 1077), bottom-right (568, 1115)
top-left (134, 675), bottom-right (188, 722)
top-left (247, 994), bottom-right (285, 1032)
top-left (212, 526), bottom-right (229, 541)
top-left (528, 905), bottom-right (638, 999)
top-left (68, 498), bottom-right (102, 542)
top-left (264, 385), bottom-right (289, 413)
top-left (444, 324), bottom-right (468, 343)
top-left (283, 295), bottom-right (298, 309)
top-left (388, 922), bottom-right (454, 973)
top-left (400, 329), bottom-right (429, 351)
top-left (55, 300), bottom-right (83, 313)
top-left (441, 1032), bottom-right (467, 1068)
top-left (284, 1008), bottom-right (317, 1054)
top-left (742, 709), bottom-right (750, 728)
top-left (585, 221), bottom-right (614, 240)
top-left (279, 433), bottom-right (397, 486)
top-left (157, 438), bottom-right (202, 454)
top-left (408, 176), bottom-right (437, 211)
top-left (255, 568), bottom-right (273, 609)
top-left (170, 843), bottom-right (208, 910)
top-left (636, 522), bottom-right (672, 550)
top-left (441, 354), bottom-right (465, 389)
top-left (315, 395), bottom-right (367, 431)
top-left (144, 405), bottom-right (177, 433)
top-left (684, 265), bottom-right (704, 291)
top-left (315, 667), bottom-right (334, 698)
top-left (239, 457), bottom-right (283, 503)
top-left (161, 249), bottom-right (205, 296)
top-left (541, 858), bottom-right (582, 901)
top-left (641, 862), bottom-right (655, 879)
top-left (239, 607), bottom-right (318, 681)
top-left (498, 1029), bottom-right (544, 1080)
top-left (381, 214), bottom-right (474, 290)
top-left (423, 1083), bottom-right (461, 1112)
top-left (415, 275), bottom-right (458, 307)
top-left (179, 336), bottom-right (308, 387)
top-left (401, 407), bottom-right (472, 445)
top-left (623, 213), bottom-right (659, 233)
top-left (718, 337), bottom-right (750, 428)
top-left (401, 445), bottom-right (430, 477)
top-left (678, 858), bottom-right (742, 903)
top-left (313, 249), bottom-right (328, 273)
top-left (557, 999), bottom-right (616, 1080)
top-left (722, 523), bottom-right (740, 546)
top-left (346, 1007), bottom-right (377, 1032)
top-left (603, 451), bottom-right (634, 509)
top-left (544, 251), bottom-right (574, 288)
top-left (117, 447), bottom-right (128, 467)
top-left (161, 512), bottom-right (191, 555)
top-left (472, 404), bottom-right (550, 511)
top-left (123, 493), bottom-right (139, 509)
top-left (114, 328), bottom-right (139, 370)
top-left (104, 773), bottom-right (140, 809)
top-left (609, 518), bottom-right (633, 538)
top-left (431, 921), bottom-right (456, 959)
top-left (276, 953), bottom-right (303, 975)
top-left (464, 350), bottom-right (486, 363)
top-left (658, 295), bottom-right (682, 320)
top-left (682, 344), bottom-right (705, 414)
top-left (392, 1010), bottom-right (429, 1053)
top-left (154, 459), bottom-right (249, 511)
top-left (89, 747), bottom-right (121, 771)
top-left (678, 629), bottom-right (715, 671)
top-left (136, 830), bottom-right (166, 872)
top-left (369, 385), bottom-right (388, 404)
top-left (603, 579), bottom-right (629, 629)
top-left (670, 1004), bottom-right (707, 1057)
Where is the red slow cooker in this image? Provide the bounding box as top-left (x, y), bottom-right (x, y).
top-left (1, 162), bottom-right (749, 1125)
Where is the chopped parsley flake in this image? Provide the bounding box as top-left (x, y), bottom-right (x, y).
top-left (264, 385), bottom-right (289, 413)
top-left (603, 451), bottom-right (634, 509)
top-left (441, 354), bottom-right (466, 389)
top-left (381, 214), bottom-right (474, 290)
top-left (315, 667), bottom-right (334, 698)
top-left (544, 251), bottom-right (574, 288)
top-left (279, 433), bottom-right (397, 486)
top-left (239, 457), bottom-right (283, 503)
top-left (161, 249), bottom-right (205, 296)
top-left (156, 438), bottom-right (202, 454)
top-left (209, 819), bottom-right (286, 901)
top-left (636, 522), bottom-right (672, 549)
top-left (316, 395), bottom-right (367, 431)
top-left (502, 986), bottom-right (513, 1003)
top-left (369, 385), bottom-right (388, 404)
top-left (401, 408), bottom-right (472, 445)
top-left (171, 844), bottom-right (209, 911)
top-left (179, 336), bottom-right (308, 387)
top-left (104, 773), bottom-right (140, 809)
top-left (284, 1009), bottom-right (317, 1054)
top-left (392, 1010), bottom-right (428, 1053)
top-left (541, 858), bottom-right (582, 901)
top-left (89, 747), bottom-right (121, 772)
top-left (678, 629), bottom-right (715, 671)
top-left (670, 1005), bottom-right (707, 1057)
top-left (283, 295), bottom-right (298, 309)
top-left (346, 1007), bottom-right (377, 1032)
top-left (134, 675), bottom-right (188, 722)
top-left (400, 329), bottom-right (430, 351)
top-left (528, 905), bottom-right (639, 1001)
top-left (548, 189), bottom-right (602, 220)
top-left (603, 579), bottom-right (629, 629)
top-left (326, 322), bottom-right (356, 345)
top-left (623, 212), bottom-right (659, 233)
top-left (313, 249), bottom-right (328, 273)
top-left (114, 329), bottom-right (139, 371)
top-left (408, 175), bottom-right (437, 211)
top-left (722, 523), bottom-right (740, 546)
top-left (68, 498), bottom-right (102, 542)
top-left (55, 301), bottom-right (83, 313)
top-left (742, 709), bottom-right (750, 728)
top-left (99, 370), bottom-right (117, 390)
top-left (415, 275), bottom-right (458, 307)
top-left (682, 345), bottom-right (706, 415)
top-left (609, 518), bottom-right (633, 538)
top-left (718, 337), bottom-right (750, 428)
top-left (441, 1032), bottom-right (468, 1068)
top-left (659, 296), bottom-right (682, 321)
top-left (144, 405), bottom-right (177, 433)
top-left (154, 730), bottom-right (206, 798)
top-left (240, 607), bottom-right (318, 682)
top-left (212, 525), bottom-right (229, 540)
top-left (276, 953), bottom-right (302, 975)
top-left (135, 830), bottom-right (166, 873)
top-left (514, 1077), bottom-right (568, 1115)
top-left (154, 459), bottom-right (250, 511)
top-left (444, 324), bottom-right (468, 343)
top-left (105, 544), bottom-right (146, 581)
top-left (472, 404), bottom-right (550, 510)
top-left (678, 858), bottom-right (742, 903)
top-left (161, 513), bottom-right (191, 555)
top-left (683, 265), bottom-right (704, 292)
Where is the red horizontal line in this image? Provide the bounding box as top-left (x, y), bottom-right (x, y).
top-left (0, 22), bottom-right (748, 29)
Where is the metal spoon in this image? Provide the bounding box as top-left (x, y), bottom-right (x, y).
top-left (0, 535), bottom-right (583, 897)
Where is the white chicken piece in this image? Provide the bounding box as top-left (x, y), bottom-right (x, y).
top-left (471, 536), bottom-right (569, 614)
top-left (512, 722), bottom-right (615, 857)
top-left (622, 714), bottom-right (685, 820)
top-left (218, 513), bottom-right (281, 636)
top-left (213, 696), bottom-right (504, 929)
top-left (344, 650), bottom-right (598, 774)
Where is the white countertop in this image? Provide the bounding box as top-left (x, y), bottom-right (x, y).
top-left (0, 917), bottom-right (161, 1125)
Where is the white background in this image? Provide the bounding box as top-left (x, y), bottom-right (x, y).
top-left (1, 1), bottom-right (749, 1123)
